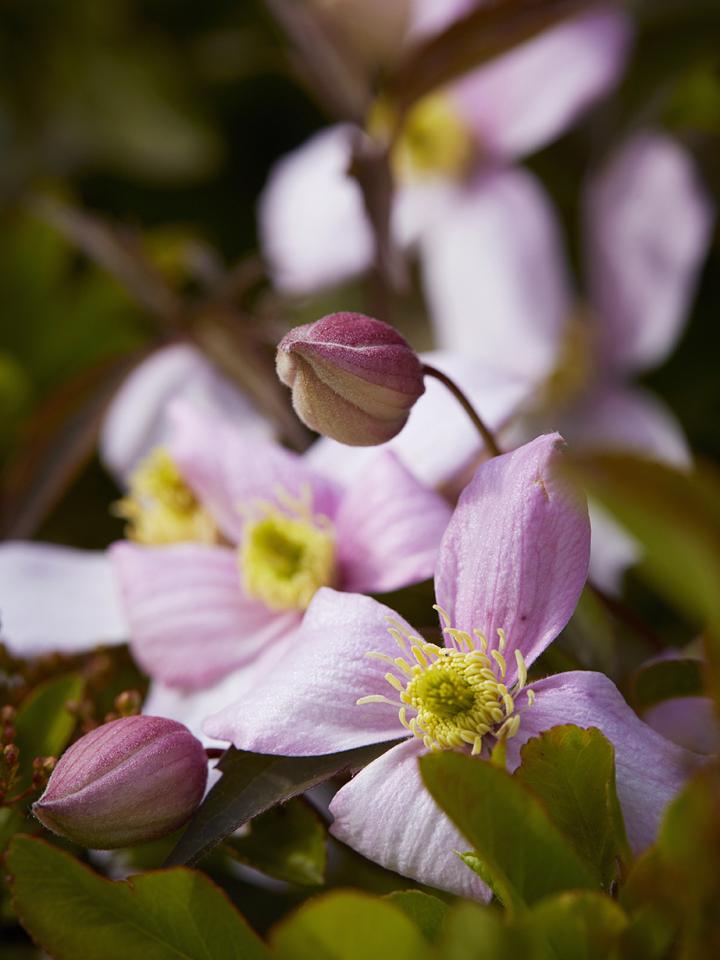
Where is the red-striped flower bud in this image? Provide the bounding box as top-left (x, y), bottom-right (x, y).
top-left (276, 312), bottom-right (425, 445)
top-left (32, 716), bottom-right (207, 849)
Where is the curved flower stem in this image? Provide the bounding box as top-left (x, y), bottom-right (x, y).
top-left (422, 364), bottom-right (503, 457)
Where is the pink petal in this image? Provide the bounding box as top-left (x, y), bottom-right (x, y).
top-left (408, 0), bottom-right (475, 42)
top-left (202, 588), bottom-right (409, 753)
top-left (110, 542), bottom-right (298, 690)
top-left (642, 697), bottom-right (720, 757)
top-left (419, 168), bottom-right (571, 383)
top-left (585, 130), bottom-right (714, 375)
top-left (451, 7), bottom-right (631, 160)
top-left (587, 501), bottom-right (640, 596)
top-left (336, 451), bottom-right (452, 593)
top-left (564, 385), bottom-right (690, 467)
top-left (330, 738), bottom-right (491, 900)
top-left (168, 402), bottom-right (341, 543)
top-left (0, 543), bottom-right (126, 655)
top-left (259, 124), bottom-right (374, 294)
top-left (507, 671), bottom-right (706, 852)
top-left (306, 350), bottom-right (531, 491)
top-left (100, 343), bottom-right (269, 484)
top-left (435, 434), bottom-right (590, 679)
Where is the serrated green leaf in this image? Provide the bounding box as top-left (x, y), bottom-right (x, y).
top-left (526, 891), bottom-right (628, 960)
top-left (384, 890), bottom-right (447, 943)
top-left (515, 725), bottom-right (631, 889)
top-left (7, 835), bottom-right (269, 960)
top-left (270, 891), bottom-right (429, 960)
top-left (225, 797), bottom-right (326, 886)
top-left (420, 752), bottom-right (596, 911)
top-left (166, 741), bottom-right (397, 867)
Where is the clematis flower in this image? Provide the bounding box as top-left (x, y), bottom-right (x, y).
top-left (426, 129), bottom-right (714, 591)
top-left (203, 434), bottom-right (704, 899)
top-left (259, 5), bottom-right (631, 296)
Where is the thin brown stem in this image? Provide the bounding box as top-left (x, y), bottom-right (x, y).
top-left (422, 364), bottom-right (502, 457)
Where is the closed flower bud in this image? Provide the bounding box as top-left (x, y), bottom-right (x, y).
top-left (32, 716), bottom-right (207, 849)
top-left (277, 312), bottom-right (425, 445)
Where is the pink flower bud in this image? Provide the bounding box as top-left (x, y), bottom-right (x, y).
top-left (32, 716), bottom-right (207, 849)
top-left (277, 312), bottom-right (425, 446)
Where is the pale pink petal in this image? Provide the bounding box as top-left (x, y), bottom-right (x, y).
top-left (100, 343), bottom-right (269, 484)
top-left (419, 168), bottom-right (571, 383)
top-left (562, 386), bottom-right (691, 592)
top-left (168, 402), bottom-right (341, 543)
top-left (643, 697), bottom-right (720, 757)
top-left (330, 738), bottom-right (490, 900)
top-left (110, 541), bottom-right (298, 690)
top-left (451, 7), bottom-right (631, 160)
top-left (0, 543), bottom-right (126, 655)
top-left (585, 130), bottom-right (714, 375)
top-left (564, 385), bottom-right (690, 467)
top-left (259, 124), bottom-right (374, 295)
top-left (507, 671), bottom-right (706, 852)
top-left (408, 0), bottom-right (476, 42)
top-left (435, 434), bottom-right (590, 680)
top-left (587, 501), bottom-right (640, 595)
top-left (336, 451), bottom-right (452, 593)
top-left (202, 588), bottom-right (409, 753)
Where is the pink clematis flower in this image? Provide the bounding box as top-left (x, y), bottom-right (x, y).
top-left (203, 434), bottom-right (704, 898)
top-left (109, 402), bottom-right (452, 695)
top-left (259, 5), bottom-right (631, 297)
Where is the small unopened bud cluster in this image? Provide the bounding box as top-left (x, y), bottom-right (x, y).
top-left (33, 715), bottom-right (208, 849)
top-left (277, 312), bottom-right (425, 446)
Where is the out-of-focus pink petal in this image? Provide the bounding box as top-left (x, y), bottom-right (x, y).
top-left (168, 402), bottom-right (341, 543)
top-left (585, 130), bottom-right (714, 375)
top-left (100, 343), bottom-right (269, 484)
top-left (330, 738), bottom-right (490, 900)
top-left (451, 7), bottom-right (631, 160)
top-left (336, 451), bottom-right (451, 593)
top-left (259, 124), bottom-right (374, 294)
top-left (0, 543), bottom-right (126, 655)
top-left (110, 542), bottom-right (298, 690)
top-left (202, 588), bottom-right (408, 753)
top-left (306, 351), bottom-right (531, 491)
top-left (564, 385), bottom-right (690, 467)
top-left (643, 696), bottom-right (720, 757)
top-left (435, 434), bottom-right (590, 680)
top-left (408, 0), bottom-right (476, 42)
top-left (507, 671), bottom-right (706, 852)
top-left (419, 168), bottom-right (571, 383)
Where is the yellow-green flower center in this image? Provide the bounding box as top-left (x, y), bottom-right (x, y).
top-left (358, 607), bottom-right (534, 755)
top-left (114, 447), bottom-right (217, 545)
top-left (370, 93), bottom-right (474, 181)
top-left (240, 488), bottom-right (336, 612)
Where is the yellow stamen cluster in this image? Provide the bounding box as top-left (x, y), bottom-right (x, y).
top-left (114, 448), bottom-right (217, 545)
top-left (240, 485), bottom-right (336, 612)
top-left (358, 606), bottom-right (534, 755)
top-left (370, 93), bottom-right (474, 181)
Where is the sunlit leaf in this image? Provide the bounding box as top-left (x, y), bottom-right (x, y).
top-left (420, 752), bottom-right (596, 911)
top-left (383, 891), bottom-right (447, 943)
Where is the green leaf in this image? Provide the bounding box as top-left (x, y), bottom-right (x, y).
top-left (7, 835), bottom-right (269, 960)
top-left (435, 901), bottom-right (530, 960)
top-left (631, 658), bottom-right (705, 711)
top-left (420, 752), bottom-right (596, 910)
top-left (526, 891), bottom-right (628, 960)
top-left (14, 673), bottom-right (85, 788)
top-left (515, 726), bottom-right (631, 889)
top-left (166, 741), bottom-right (397, 867)
top-left (270, 891), bottom-right (429, 960)
top-left (383, 891), bottom-right (447, 943)
top-left (566, 454), bottom-right (720, 704)
top-left (224, 797), bottom-right (326, 886)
